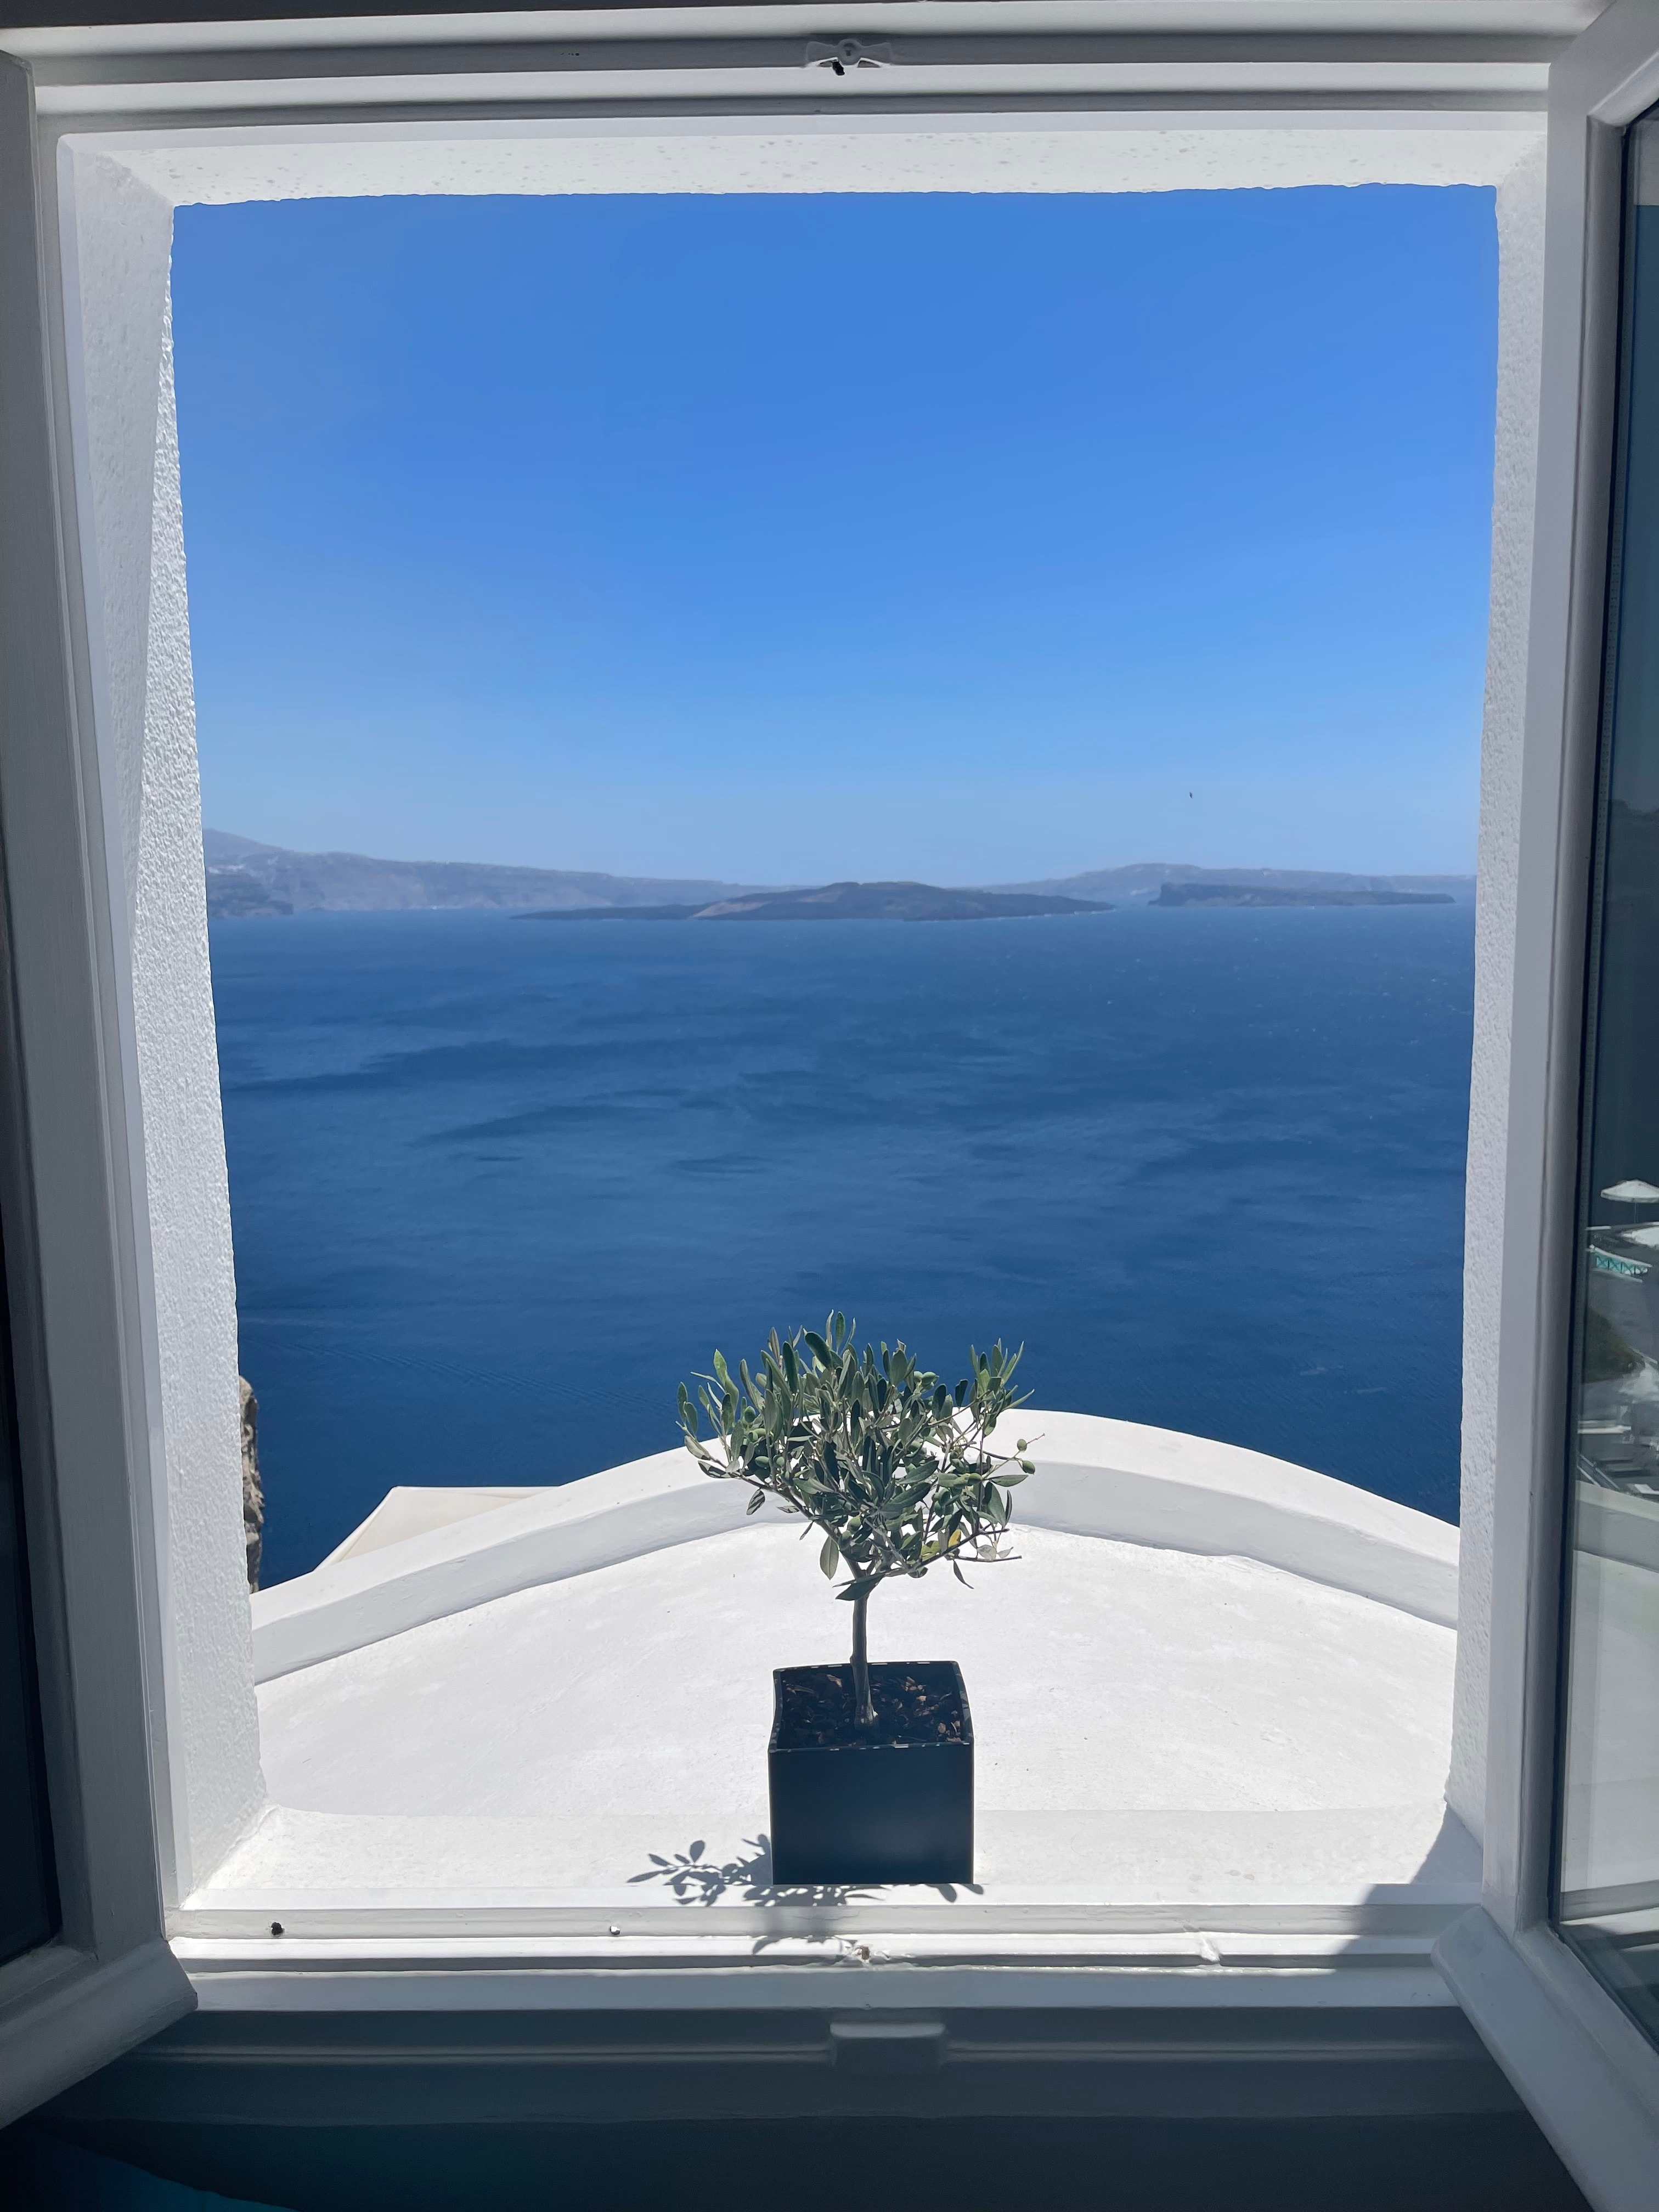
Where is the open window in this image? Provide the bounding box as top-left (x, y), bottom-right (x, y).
top-left (0, 53), bottom-right (194, 2123)
top-left (0, 4), bottom-right (1655, 2194)
top-left (1553, 98), bottom-right (1659, 2049)
top-left (1433, 2), bottom-right (1659, 2201)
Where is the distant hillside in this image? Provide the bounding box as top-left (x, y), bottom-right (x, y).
top-left (522, 881), bottom-right (1113, 925)
top-left (1155, 881), bottom-right (1454, 909)
top-left (202, 831), bottom-right (762, 920)
top-left (204, 832), bottom-right (1475, 923)
top-left (1002, 862), bottom-right (1475, 905)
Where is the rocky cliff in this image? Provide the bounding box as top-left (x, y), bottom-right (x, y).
top-left (240, 1376), bottom-right (263, 1592)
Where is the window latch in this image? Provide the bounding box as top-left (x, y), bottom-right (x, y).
top-left (805, 38), bottom-right (893, 75)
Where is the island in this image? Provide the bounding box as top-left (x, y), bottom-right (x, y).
top-left (1153, 882), bottom-right (1454, 909)
top-left (517, 881), bottom-right (1113, 924)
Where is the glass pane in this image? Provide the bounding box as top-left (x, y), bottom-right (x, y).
top-left (1553, 109), bottom-right (1659, 2045)
top-left (0, 1221), bottom-right (59, 1966)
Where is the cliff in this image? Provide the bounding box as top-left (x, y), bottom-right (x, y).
top-left (203, 830), bottom-right (763, 921)
top-left (240, 1377), bottom-right (263, 1592)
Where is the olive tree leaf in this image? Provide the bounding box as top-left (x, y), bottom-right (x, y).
top-left (678, 1321), bottom-right (1028, 1622)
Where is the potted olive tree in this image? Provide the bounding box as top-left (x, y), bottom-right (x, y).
top-left (678, 1314), bottom-right (1032, 1886)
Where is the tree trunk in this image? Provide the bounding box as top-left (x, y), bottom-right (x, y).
top-left (850, 1590), bottom-right (875, 1728)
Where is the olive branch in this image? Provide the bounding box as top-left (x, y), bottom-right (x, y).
top-left (678, 1313), bottom-right (1033, 1727)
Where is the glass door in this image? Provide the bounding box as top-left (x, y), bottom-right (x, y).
top-left (1553, 101), bottom-right (1659, 2052)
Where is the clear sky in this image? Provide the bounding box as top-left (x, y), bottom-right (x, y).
top-left (172, 186), bottom-right (1498, 885)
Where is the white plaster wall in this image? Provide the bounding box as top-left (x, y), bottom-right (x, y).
top-left (65, 145), bottom-right (264, 1899)
top-left (133, 291), bottom-right (265, 1891)
top-left (1448, 137), bottom-right (1549, 1842)
top-left (65, 153), bottom-right (171, 931)
top-left (98, 112), bottom-right (1543, 208)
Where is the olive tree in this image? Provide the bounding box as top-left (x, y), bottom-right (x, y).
top-left (678, 1314), bottom-right (1034, 1727)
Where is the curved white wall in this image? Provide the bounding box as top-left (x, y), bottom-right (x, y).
top-left (250, 1413), bottom-right (1458, 1683)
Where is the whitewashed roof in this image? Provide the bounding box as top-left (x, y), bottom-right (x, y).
top-left (224, 1416), bottom-right (1472, 1920)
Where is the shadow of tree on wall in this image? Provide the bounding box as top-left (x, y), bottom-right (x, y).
top-left (628, 1835), bottom-right (977, 1909)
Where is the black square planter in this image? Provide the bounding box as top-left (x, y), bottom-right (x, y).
top-left (768, 1660), bottom-right (974, 1887)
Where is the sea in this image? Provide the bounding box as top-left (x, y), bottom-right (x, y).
top-left (207, 902), bottom-right (1476, 1587)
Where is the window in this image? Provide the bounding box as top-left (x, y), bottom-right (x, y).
top-left (0, 5), bottom-right (1656, 2191)
top-left (9, 29), bottom-right (1547, 1956)
top-left (1553, 101), bottom-right (1659, 2051)
top-left (132, 168), bottom-right (1493, 1944)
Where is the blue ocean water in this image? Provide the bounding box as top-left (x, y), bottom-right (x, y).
top-left (208, 905), bottom-right (1474, 1587)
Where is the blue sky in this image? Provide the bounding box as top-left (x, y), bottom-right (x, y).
top-left (172, 187), bottom-right (1498, 884)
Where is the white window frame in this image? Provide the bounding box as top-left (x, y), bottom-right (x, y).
top-left (1432, 4), bottom-right (1659, 2205)
top-left (0, 6), bottom-right (1653, 2186)
top-left (0, 50), bottom-right (194, 2124)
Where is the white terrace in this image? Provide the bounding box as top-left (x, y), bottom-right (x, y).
top-left (226, 1412), bottom-right (1474, 1934)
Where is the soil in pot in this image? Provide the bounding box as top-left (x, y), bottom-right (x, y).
top-left (768, 1659), bottom-right (973, 1887)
